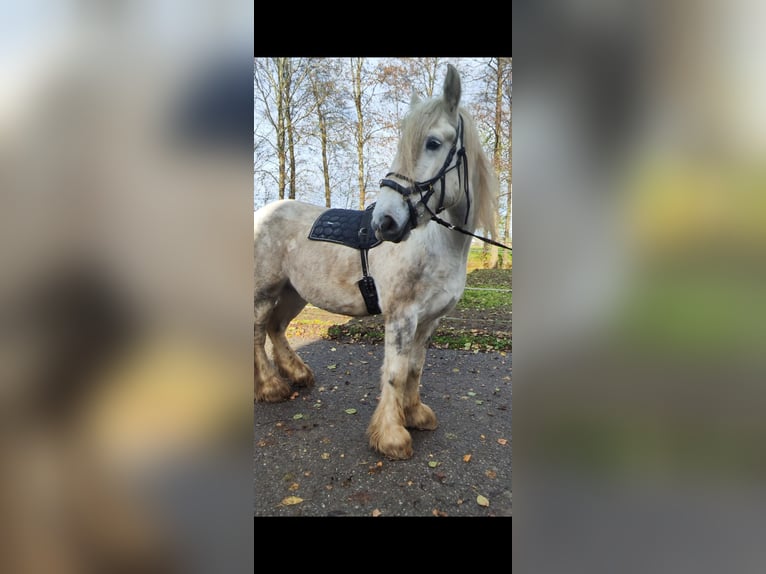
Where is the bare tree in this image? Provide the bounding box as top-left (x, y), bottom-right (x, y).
top-left (254, 58), bottom-right (317, 202)
top-left (255, 58), bottom-right (502, 212)
top-left (306, 59), bottom-right (350, 207)
top-left (253, 58), bottom-right (288, 199)
top-left (504, 59), bottom-right (512, 249)
top-left (308, 62), bottom-right (332, 207)
top-left (351, 58), bottom-right (386, 209)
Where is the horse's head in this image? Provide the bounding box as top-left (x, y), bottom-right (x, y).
top-left (372, 64), bottom-right (469, 243)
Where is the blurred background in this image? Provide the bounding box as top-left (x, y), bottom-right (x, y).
top-left (514, 0), bottom-right (766, 571)
top-left (1, 1), bottom-right (253, 572)
top-left (5, 0), bottom-right (766, 568)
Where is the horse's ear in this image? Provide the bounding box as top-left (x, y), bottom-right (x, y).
top-left (410, 88), bottom-right (421, 107)
top-left (442, 64), bottom-right (461, 118)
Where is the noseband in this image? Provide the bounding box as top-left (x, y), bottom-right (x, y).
top-left (379, 115), bottom-right (470, 230)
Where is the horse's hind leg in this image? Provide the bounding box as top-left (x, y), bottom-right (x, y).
top-left (267, 284), bottom-right (314, 388)
top-left (254, 295), bottom-right (292, 402)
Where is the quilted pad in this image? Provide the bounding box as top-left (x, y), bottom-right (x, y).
top-left (308, 203), bottom-right (382, 250)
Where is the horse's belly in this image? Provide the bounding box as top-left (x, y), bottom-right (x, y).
top-left (286, 246), bottom-right (370, 317)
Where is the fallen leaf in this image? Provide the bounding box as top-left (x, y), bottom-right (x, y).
top-left (485, 470), bottom-right (497, 479)
top-left (463, 454), bottom-right (472, 463)
top-left (475, 400), bottom-right (483, 405)
top-left (467, 391), bottom-right (477, 397)
top-left (330, 347), bottom-right (337, 352)
top-left (288, 483), bottom-right (299, 491)
top-left (281, 496), bottom-right (303, 506)
top-left (477, 495), bottom-right (490, 507)
top-left (289, 391), bottom-right (299, 400)
top-left (327, 364), bottom-right (337, 370)
top-left (292, 413), bottom-right (304, 420)
top-left (321, 452), bottom-right (330, 460)
top-left (345, 408), bottom-right (357, 415)
top-left (432, 509), bottom-right (448, 517)
top-left (372, 509), bottom-right (382, 517)
top-left (497, 438), bottom-right (508, 445)
top-left (376, 461), bottom-right (383, 468)
top-left (428, 461), bottom-right (440, 468)
top-left (452, 368), bottom-right (460, 373)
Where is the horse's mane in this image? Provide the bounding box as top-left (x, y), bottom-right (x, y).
top-left (397, 100), bottom-right (499, 235)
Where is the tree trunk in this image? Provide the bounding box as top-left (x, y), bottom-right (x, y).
top-left (485, 57), bottom-right (504, 269)
top-left (276, 58), bottom-right (287, 200)
top-left (284, 59), bottom-right (297, 200)
top-left (505, 99), bottom-right (512, 249)
top-left (424, 57), bottom-right (439, 97)
top-left (308, 60), bottom-right (333, 207)
top-left (352, 58), bottom-right (366, 209)
top-left (319, 107), bottom-right (331, 207)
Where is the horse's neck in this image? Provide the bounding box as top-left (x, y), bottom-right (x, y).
top-left (422, 198), bottom-right (475, 264)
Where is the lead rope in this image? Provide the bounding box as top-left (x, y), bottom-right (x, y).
top-left (421, 197), bottom-right (512, 251)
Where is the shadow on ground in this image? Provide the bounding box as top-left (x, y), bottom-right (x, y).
top-left (254, 338), bottom-right (511, 517)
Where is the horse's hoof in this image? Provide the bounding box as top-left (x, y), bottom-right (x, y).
top-left (292, 370), bottom-right (314, 388)
top-left (368, 425), bottom-right (414, 460)
top-left (405, 403), bottom-right (438, 430)
top-left (276, 363), bottom-right (315, 388)
top-left (254, 375), bottom-right (292, 402)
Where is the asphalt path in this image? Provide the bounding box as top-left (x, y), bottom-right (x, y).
top-left (254, 338), bottom-right (511, 517)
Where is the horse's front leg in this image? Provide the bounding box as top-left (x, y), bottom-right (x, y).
top-left (368, 315), bottom-right (418, 459)
top-left (403, 320), bottom-right (439, 431)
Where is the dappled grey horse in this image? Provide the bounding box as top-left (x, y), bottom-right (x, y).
top-left (254, 64), bottom-right (498, 459)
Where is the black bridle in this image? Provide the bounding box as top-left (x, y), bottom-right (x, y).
top-left (379, 115), bottom-right (471, 230)
top-left (378, 115), bottom-right (512, 251)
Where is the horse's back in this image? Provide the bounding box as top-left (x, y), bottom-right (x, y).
top-left (253, 200), bottom-right (328, 294)
top-left (254, 199), bottom-right (325, 237)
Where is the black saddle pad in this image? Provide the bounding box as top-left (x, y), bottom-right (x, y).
top-left (308, 203), bottom-right (382, 250)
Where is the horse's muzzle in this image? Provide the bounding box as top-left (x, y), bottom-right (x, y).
top-left (372, 214), bottom-right (410, 243)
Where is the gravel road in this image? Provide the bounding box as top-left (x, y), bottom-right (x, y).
top-left (254, 338), bottom-right (511, 517)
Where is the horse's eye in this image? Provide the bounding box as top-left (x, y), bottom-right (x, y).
top-left (425, 138), bottom-right (441, 151)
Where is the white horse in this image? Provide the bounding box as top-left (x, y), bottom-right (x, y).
top-left (254, 64), bottom-right (498, 459)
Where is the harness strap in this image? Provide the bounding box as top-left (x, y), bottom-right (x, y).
top-left (357, 228), bottom-right (382, 315)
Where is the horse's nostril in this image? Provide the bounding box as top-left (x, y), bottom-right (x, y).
top-left (379, 215), bottom-right (396, 233)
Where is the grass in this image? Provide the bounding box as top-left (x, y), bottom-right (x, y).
top-left (457, 288), bottom-right (511, 310)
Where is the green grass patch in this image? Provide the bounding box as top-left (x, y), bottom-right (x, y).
top-left (456, 289), bottom-right (511, 310)
top-left (465, 268), bottom-right (512, 288)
